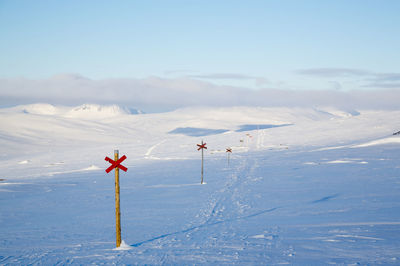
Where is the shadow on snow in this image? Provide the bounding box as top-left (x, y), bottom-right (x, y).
top-left (131, 207), bottom-right (280, 247)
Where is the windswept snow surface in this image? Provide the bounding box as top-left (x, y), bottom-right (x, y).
top-left (1, 104), bottom-right (400, 264)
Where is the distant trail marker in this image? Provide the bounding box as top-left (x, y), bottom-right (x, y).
top-left (197, 141), bottom-right (207, 184)
top-left (246, 133), bottom-right (253, 147)
top-left (105, 150), bottom-right (128, 248)
top-left (226, 148), bottom-right (232, 166)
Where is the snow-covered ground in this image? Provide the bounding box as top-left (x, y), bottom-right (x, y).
top-left (1, 103), bottom-right (400, 264)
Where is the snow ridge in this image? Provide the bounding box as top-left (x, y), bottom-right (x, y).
top-left (21, 103), bottom-right (60, 115)
top-left (65, 104), bottom-right (131, 119)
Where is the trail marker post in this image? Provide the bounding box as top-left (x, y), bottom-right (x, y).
top-left (197, 141), bottom-right (207, 184)
top-left (246, 133), bottom-right (252, 147)
top-left (240, 139), bottom-right (244, 147)
top-left (105, 150), bottom-right (128, 248)
top-left (226, 148), bottom-right (232, 166)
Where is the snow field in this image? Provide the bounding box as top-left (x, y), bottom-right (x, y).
top-left (1, 104), bottom-right (400, 264)
top-left (1, 145), bottom-right (400, 264)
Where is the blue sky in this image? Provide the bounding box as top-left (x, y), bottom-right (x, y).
top-left (0, 0), bottom-right (399, 110)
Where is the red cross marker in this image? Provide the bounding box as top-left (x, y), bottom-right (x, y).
top-left (105, 155), bottom-right (128, 173)
top-left (197, 142), bottom-right (207, 151)
top-left (226, 148), bottom-right (232, 153)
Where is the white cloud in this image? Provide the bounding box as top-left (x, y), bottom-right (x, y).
top-left (187, 73), bottom-right (269, 87)
top-left (297, 68), bottom-right (372, 77)
top-left (297, 67), bottom-right (400, 89)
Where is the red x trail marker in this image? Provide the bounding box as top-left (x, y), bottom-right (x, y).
top-left (197, 142), bottom-right (207, 151)
top-left (105, 155), bottom-right (128, 173)
top-left (226, 148), bottom-right (232, 153)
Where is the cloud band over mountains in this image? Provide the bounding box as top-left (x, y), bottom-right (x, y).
top-left (0, 73), bottom-right (399, 112)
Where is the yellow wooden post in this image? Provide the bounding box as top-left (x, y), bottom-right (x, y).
top-left (114, 150), bottom-right (121, 247)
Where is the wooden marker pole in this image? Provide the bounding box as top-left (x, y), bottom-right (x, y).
top-left (114, 150), bottom-right (121, 248)
top-left (201, 141), bottom-right (204, 184)
top-left (226, 148), bottom-right (232, 167)
top-left (105, 150), bottom-right (127, 248)
top-left (197, 141), bottom-right (207, 184)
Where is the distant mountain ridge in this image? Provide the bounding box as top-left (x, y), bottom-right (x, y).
top-left (11, 103), bottom-right (143, 118)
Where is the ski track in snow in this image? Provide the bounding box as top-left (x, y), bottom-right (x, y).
top-left (145, 139), bottom-right (167, 158)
